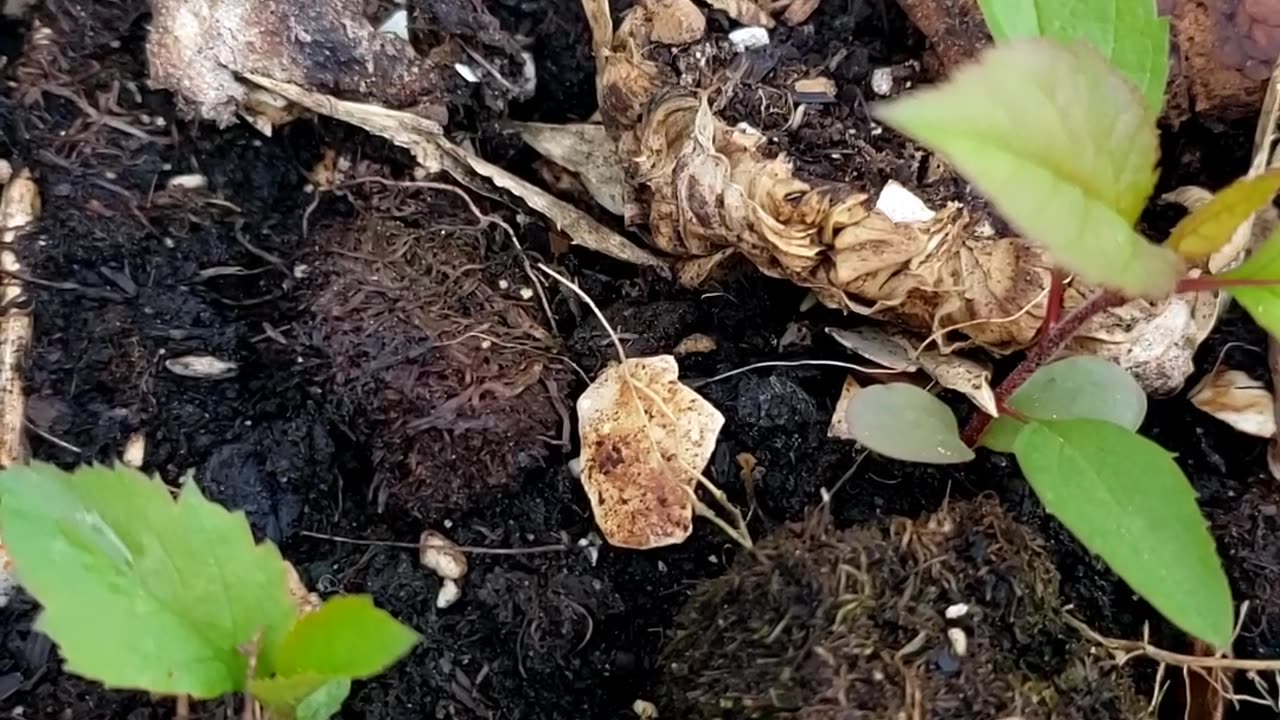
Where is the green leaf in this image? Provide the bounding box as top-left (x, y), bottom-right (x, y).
top-left (250, 675), bottom-right (350, 719)
top-left (1220, 227), bottom-right (1280, 336)
top-left (1167, 171), bottom-right (1280, 259)
top-left (1012, 419), bottom-right (1233, 648)
top-left (875, 39), bottom-right (1182, 298)
top-left (980, 356), bottom-right (1146, 452)
top-left (0, 463), bottom-right (296, 697)
top-left (275, 595), bottom-right (419, 678)
top-left (845, 383), bottom-right (974, 464)
top-left (977, 0), bottom-right (1170, 113)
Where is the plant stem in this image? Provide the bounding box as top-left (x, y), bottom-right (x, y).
top-left (1175, 275), bottom-right (1280, 292)
top-left (961, 290), bottom-right (1123, 446)
top-left (1038, 269), bottom-right (1066, 335)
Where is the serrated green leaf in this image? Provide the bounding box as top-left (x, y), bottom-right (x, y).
top-left (251, 674), bottom-right (350, 719)
top-left (1221, 227), bottom-right (1280, 336)
top-left (875, 39), bottom-right (1182, 298)
top-left (980, 356), bottom-right (1146, 452)
top-left (0, 463), bottom-right (296, 697)
top-left (275, 595), bottom-right (419, 678)
top-left (846, 383), bottom-right (974, 464)
top-left (1012, 419), bottom-right (1233, 648)
top-left (977, 0), bottom-right (1169, 113)
top-left (1168, 171), bottom-right (1280, 259)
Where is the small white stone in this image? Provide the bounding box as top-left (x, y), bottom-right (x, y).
top-left (517, 286), bottom-right (535, 300)
top-left (377, 8), bottom-right (410, 40)
top-left (944, 602), bottom-right (969, 620)
top-left (164, 355), bottom-right (239, 380)
top-left (875, 180), bottom-right (935, 224)
top-left (497, 278), bottom-right (511, 290)
top-left (166, 173), bottom-right (208, 191)
top-left (632, 699), bottom-right (659, 719)
top-left (122, 432), bottom-right (146, 469)
top-left (947, 627), bottom-right (968, 657)
top-left (567, 455), bottom-right (582, 478)
top-left (728, 26), bottom-right (769, 52)
top-left (454, 63), bottom-right (482, 83)
top-left (419, 530), bottom-right (468, 580)
top-left (870, 67), bottom-right (895, 96)
top-left (436, 578), bottom-right (462, 609)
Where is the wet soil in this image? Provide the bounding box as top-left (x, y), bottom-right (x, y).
top-left (0, 0), bottom-right (1277, 719)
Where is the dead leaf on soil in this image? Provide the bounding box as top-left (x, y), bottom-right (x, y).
top-left (640, 0), bottom-right (706, 45)
top-left (241, 74), bottom-right (666, 270)
top-left (513, 122), bottom-right (627, 215)
top-left (577, 355), bottom-right (723, 549)
top-left (827, 375), bottom-right (861, 440)
top-left (1189, 367), bottom-right (1276, 438)
top-left (827, 326), bottom-right (996, 415)
top-left (571, 0), bottom-right (1219, 394)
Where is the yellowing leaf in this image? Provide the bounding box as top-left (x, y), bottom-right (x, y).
top-left (977, 0), bottom-right (1170, 114)
top-left (1221, 228), bottom-right (1280, 336)
top-left (577, 355), bottom-right (725, 549)
top-left (1167, 171), bottom-right (1280, 260)
top-left (0, 463), bottom-right (297, 697)
top-left (876, 39), bottom-right (1182, 297)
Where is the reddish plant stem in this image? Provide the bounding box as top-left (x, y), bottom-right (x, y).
top-left (1038, 269), bottom-right (1066, 336)
top-left (962, 290), bottom-right (1124, 446)
top-left (1175, 275), bottom-right (1280, 292)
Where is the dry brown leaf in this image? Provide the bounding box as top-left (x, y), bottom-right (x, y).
top-left (781, 0), bottom-right (820, 25)
top-left (642, 0), bottom-right (706, 44)
top-left (243, 74), bottom-right (667, 270)
top-left (702, 0), bottom-right (774, 27)
top-left (513, 122), bottom-right (627, 215)
top-left (827, 326), bottom-right (995, 415)
top-left (1189, 367), bottom-right (1276, 438)
top-left (673, 333), bottom-right (717, 355)
top-left (577, 355), bottom-right (723, 549)
top-left (827, 375), bottom-right (862, 440)
top-left (581, 0), bottom-right (1218, 394)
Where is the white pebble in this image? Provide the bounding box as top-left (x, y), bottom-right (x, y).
top-left (419, 530), bottom-right (468, 580)
top-left (164, 354), bottom-right (239, 380)
top-left (944, 602), bottom-right (969, 620)
top-left (122, 432), bottom-right (146, 468)
top-left (728, 26), bottom-right (769, 53)
top-left (870, 67), bottom-right (895, 96)
top-left (947, 627), bottom-right (968, 657)
top-left (436, 578), bottom-right (462, 609)
top-left (632, 699), bottom-right (658, 719)
top-left (166, 173), bottom-right (208, 191)
top-left (875, 180), bottom-right (936, 224)
top-left (517, 286), bottom-right (535, 300)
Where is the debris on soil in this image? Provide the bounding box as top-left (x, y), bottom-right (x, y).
top-left (580, 0), bottom-right (1219, 394)
top-left (147, 0), bottom-right (457, 125)
top-left (827, 326), bottom-right (996, 414)
top-left (826, 375), bottom-right (862, 440)
top-left (576, 354), bottom-right (728, 549)
top-left (1190, 366), bottom-right (1276, 437)
top-left (661, 498), bottom-right (1147, 718)
top-left (304, 214), bottom-right (568, 518)
top-left (893, 0), bottom-right (1278, 123)
top-left (513, 122), bottom-right (627, 215)
top-left (419, 530), bottom-right (468, 580)
top-left (163, 354), bottom-right (240, 380)
top-left (244, 73), bottom-right (666, 269)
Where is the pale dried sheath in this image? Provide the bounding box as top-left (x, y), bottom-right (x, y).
top-left (0, 169), bottom-right (35, 468)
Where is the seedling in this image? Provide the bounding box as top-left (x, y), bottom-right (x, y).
top-left (0, 462), bottom-right (418, 720)
top-left (848, 0), bottom-right (1280, 650)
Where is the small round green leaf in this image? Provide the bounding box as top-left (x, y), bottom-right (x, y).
top-left (846, 383), bottom-right (974, 464)
top-left (981, 356), bottom-right (1147, 452)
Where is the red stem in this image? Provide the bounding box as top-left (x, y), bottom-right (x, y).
top-left (1039, 270), bottom-right (1065, 335)
top-left (962, 290), bottom-right (1124, 446)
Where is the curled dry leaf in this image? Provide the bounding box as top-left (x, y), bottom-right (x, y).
top-left (827, 326), bottom-right (996, 415)
top-left (283, 560), bottom-right (322, 615)
top-left (147, 0), bottom-right (452, 125)
top-left (1189, 367), bottom-right (1276, 438)
top-left (640, 0), bottom-right (706, 45)
top-left (826, 375), bottom-right (862, 440)
top-left (577, 355), bottom-right (723, 549)
top-left (577, 0), bottom-right (1216, 394)
top-left (242, 73), bottom-right (665, 270)
top-left (513, 122), bottom-right (627, 215)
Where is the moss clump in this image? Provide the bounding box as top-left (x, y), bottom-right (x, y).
top-left (662, 498), bottom-right (1146, 719)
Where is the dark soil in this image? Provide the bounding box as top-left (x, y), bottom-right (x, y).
top-left (0, 0), bottom-right (1276, 719)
